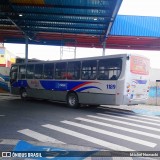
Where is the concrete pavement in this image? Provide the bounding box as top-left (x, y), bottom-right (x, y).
top-left (1, 92), bottom-right (160, 116)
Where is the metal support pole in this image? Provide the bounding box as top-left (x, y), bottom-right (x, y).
top-left (60, 46), bottom-right (63, 60)
top-left (74, 46), bottom-right (76, 59)
top-left (156, 81), bottom-right (158, 106)
top-left (102, 41), bottom-right (106, 56)
top-left (25, 36), bottom-right (28, 64)
top-left (74, 40), bottom-right (77, 59)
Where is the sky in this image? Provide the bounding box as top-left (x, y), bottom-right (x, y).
top-left (4, 0), bottom-right (160, 68)
top-left (118, 0), bottom-right (160, 17)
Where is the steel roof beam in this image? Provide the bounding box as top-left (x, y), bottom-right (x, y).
top-left (0, 19), bottom-right (106, 28)
top-left (12, 3), bottom-right (111, 10)
top-left (24, 21), bottom-right (106, 27)
top-left (3, 38), bottom-right (102, 46)
top-left (0, 12), bottom-right (109, 24)
top-left (23, 19), bottom-right (106, 25)
top-left (0, 18), bottom-right (107, 26)
top-left (0, 14), bottom-right (107, 24)
top-left (18, 23), bottom-right (105, 30)
top-left (5, 11), bottom-right (111, 18)
top-left (23, 29), bottom-right (102, 36)
top-left (0, 2), bottom-right (35, 40)
top-left (102, 0), bottom-right (122, 42)
top-left (23, 26), bottom-right (104, 31)
top-left (20, 18), bottom-right (107, 24)
top-left (23, 28), bottom-right (103, 34)
top-left (21, 26), bottom-right (103, 32)
top-left (34, 19), bottom-right (106, 25)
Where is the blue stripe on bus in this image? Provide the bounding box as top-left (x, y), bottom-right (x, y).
top-left (12, 80), bottom-right (28, 88)
top-left (40, 81), bottom-right (82, 90)
top-left (13, 80), bottom-right (99, 92)
top-left (40, 81), bottom-right (55, 90)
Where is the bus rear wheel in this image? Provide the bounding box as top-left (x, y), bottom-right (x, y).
top-left (67, 92), bottom-right (79, 108)
top-left (20, 88), bottom-right (28, 100)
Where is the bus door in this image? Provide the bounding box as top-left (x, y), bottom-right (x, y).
top-left (10, 65), bottom-right (18, 85)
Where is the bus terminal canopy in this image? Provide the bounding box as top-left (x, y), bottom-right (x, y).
top-left (0, 0), bottom-right (122, 48)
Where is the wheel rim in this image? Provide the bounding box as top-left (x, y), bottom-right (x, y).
top-left (22, 91), bottom-right (27, 98)
top-left (69, 95), bottom-right (76, 106)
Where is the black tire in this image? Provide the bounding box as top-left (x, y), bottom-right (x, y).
top-left (20, 88), bottom-right (28, 100)
top-left (67, 92), bottom-right (79, 108)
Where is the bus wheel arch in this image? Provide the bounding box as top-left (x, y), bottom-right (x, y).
top-left (66, 91), bottom-right (79, 108)
top-left (20, 87), bottom-right (28, 100)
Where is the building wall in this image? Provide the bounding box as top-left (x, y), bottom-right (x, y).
top-left (149, 68), bottom-right (160, 81)
top-left (147, 68), bottom-right (160, 105)
top-left (0, 47), bottom-right (15, 92)
top-left (0, 48), bottom-right (5, 67)
top-left (0, 47), bottom-right (16, 68)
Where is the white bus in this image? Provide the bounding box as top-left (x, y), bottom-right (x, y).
top-left (10, 54), bottom-right (150, 108)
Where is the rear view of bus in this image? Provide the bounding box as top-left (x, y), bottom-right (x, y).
top-left (124, 55), bottom-right (150, 105)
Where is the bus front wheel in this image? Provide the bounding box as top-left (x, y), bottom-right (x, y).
top-left (20, 88), bottom-right (28, 100)
top-left (67, 92), bottom-right (79, 108)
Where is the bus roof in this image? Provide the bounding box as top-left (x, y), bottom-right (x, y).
top-left (13, 53), bottom-right (149, 66)
top-left (13, 54), bottom-right (131, 65)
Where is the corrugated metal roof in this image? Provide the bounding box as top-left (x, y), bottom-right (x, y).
top-left (0, 0), bottom-right (122, 42)
top-left (0, 1), bottom-right (160, 50)
top-left (111, 15), bottom-right (160, 37)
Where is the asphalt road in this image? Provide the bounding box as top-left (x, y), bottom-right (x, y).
top-left (0, 94), bottom-right (160, 154)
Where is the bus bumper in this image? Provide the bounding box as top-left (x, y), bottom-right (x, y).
top-left (123, 95), bottom-right (148, 105)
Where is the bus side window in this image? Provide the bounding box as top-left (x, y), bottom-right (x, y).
top-left (19, 65), bottom-right (26, 79)
top-left (10, 65), bottom-right (18, 83)
top-left (26, 64), bottom-right (34, 79)
top-left (98, 73), bottom-right (108, 80)
top-left (82, 71), bottom-right (89, 80)
top-left (67, 61), bottom-right (80, 80)
top-left (34, 64), bottom-right (43, 79)
top-left (98, 58), bottom-right (122, 80)
top-left (11, 72), bottom-right (17, 80)
top-left (110, 75), bottom-right (117, 80)
top-left (81, 60), bottom-right (97, 80)
top-left (43, 63), bottom-right (54, 79)
top-left (55, 62), bottom-right (67, 79)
